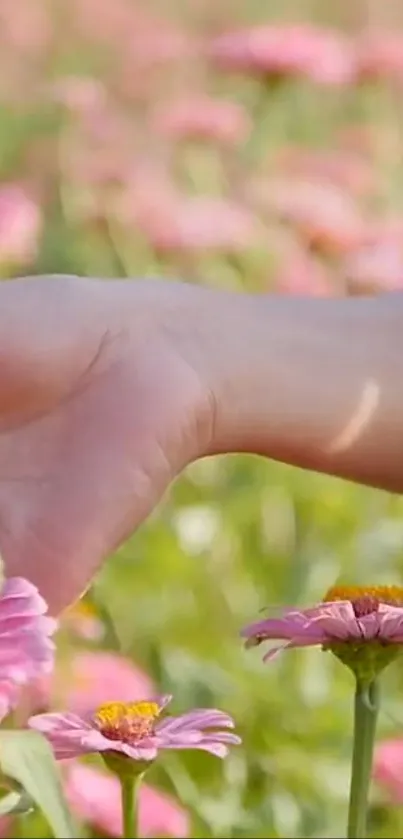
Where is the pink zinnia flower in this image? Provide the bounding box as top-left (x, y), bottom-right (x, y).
top-left (121, 22), bottom-right (194, 74)
top-left (249, 176), bottom-right (364, 256)
top-left (356, 32), bottom-right (403, 84)
top-left (121, 192), bottom-right (263, 253)
top-left (343, 218), bottom-right (403, 295)
top-left (344, 238), bottom-right (403, 294)
top-left (275, 248), bottom-right (336, 298)
top-left (63, 112), bottom-right (135, 190)
top-left (63, 652), bottom-right (155, 716)
top-left (48, 76), bottom-right (107, 115)
top-left (274, 146), bottom-right (374, 197)
top-left (151, 95), bottom-right (251, 145)
top-left (242, 585), bottom-right (403, 664)
top-left (0, 577), bottom-right (55, 720)
top-left (0, 0), bottom-right (51, 60)
top-left (0, 185), bottom-right (42, 267)
top-left (72, 0), bottom-right (193, 65)
top-left (373, 739), bottom-right (403, 803)
top-left (29, 695), bottom-right (240, 761)
top-left (29, 650), bottom-right (155, 716)
top-left (65, 762), bottom-right (190, 837)
top-left (208, 24), bottom-right (354, 85)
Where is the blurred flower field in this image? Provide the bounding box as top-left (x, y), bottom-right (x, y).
top-left (4, 0), bottom-right (403, 836)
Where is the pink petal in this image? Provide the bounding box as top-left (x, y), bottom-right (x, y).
top-left (185, 742), bottom-right (230, 758)
top-left (241, 610), bottom-right (325, 642)
top-left (29, 712), bottom-right (91, 734)
top-left (0, 682), bottom-right (19, 719)
top-left (0, 614), bottom-right (51, 633)
top-left (158, 709), bottom-right (235, 733)
top-left (81, 729), bottom-right (125, 753)
top-left (357, 612), bottom-right (383, 640)
top-left (157, 731), bottom-right (203, 747)
top-left (310, 616), bottom-right (357, 640)
top-left (199, 732), bottom-right (242, 746)
top-left (307, 602), bottom-right (362, 640)
top-left (157, 728), bottom-right (241, 753)
top-left (0, 578), bottom-right (47, 613)
top-left (0, 579), bottom-right (55, 719)
top-left (80, 730), bottom-right (158, 763)
top-left (376, 606), bottom-right (403, 641)
top-left (263, 643), bottom-right (290, 662)
top-left (29, 713), bottom-right (94, 759)
top-left (120, 742), bottom-right (158, 762)
top-left (262, 635), bottom-right (326, 661)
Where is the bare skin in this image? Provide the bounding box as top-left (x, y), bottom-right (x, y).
top-left (0, 275), bottom-right (402, 614)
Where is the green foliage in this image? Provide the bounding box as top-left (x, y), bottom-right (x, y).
top-left (0, 730), bottom-right (77, 838)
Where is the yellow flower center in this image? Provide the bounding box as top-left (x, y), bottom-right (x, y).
top-left (75, 600), bottom-right (98, 618)
top-left (64, 599), bottom-right (99, 625)
top-left (94, 701), bottom-right (161, 744)
top-left (323, 585), bottom-right (403, 618)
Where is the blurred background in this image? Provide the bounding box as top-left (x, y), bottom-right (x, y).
top-left (3, 0), bottom-right (403, 836)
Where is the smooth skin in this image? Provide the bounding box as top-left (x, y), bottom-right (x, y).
top-left (0, 275), bottom-right (402, 614)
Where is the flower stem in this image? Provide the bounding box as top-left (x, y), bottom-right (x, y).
top-left (347, 679), bottom-right (380, 839)
top-left (121, 773), bottom-right (144, 838)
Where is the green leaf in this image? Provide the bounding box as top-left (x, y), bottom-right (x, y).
top-left (0, 730), bottom-right (77, 837)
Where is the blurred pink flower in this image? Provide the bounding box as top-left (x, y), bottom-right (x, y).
top-left (0, 0), bottom-right (51, 59)
top-left (0, 185), bottom-right (42, 266)
top-left (0, 577), bottom-right (55, 720)
top-left (29, 695), bottom-right (241, 761)
top-left (249, 176), bottom-right (364, 255)
top-left (337, 124), bottom-right (378, 158)
top-left (151, 95), bottom-right (251, 145)
top-left (57, 651), bottom-right (155, 716)
top-left (209, 24), bottom-right (354, 85)
top-left (68, 0), bottom-right (196, 106)
top-left (123, 22), bottom-right (195, 68)
top-left (343, 218), bottom-right (403, 294)
top-left (374, 739), bottom-right (403, 803)
top-left (48, 77), bottom-right (107, 115)
top-left (62, 102), bottom-right (139, 189)
top-left (356, 32), bottom-right (403, 84)
top-left (275, 248), bottom-right (336, 297)
top-left (65, 761), bottom-right (190, 837)
top-left (111, 163), bottom-right (177, 221)
top-left (274, 146), bottom-right (374, 197)
top-left (243, 585), bottom-right (403, 662)
top-left (73, 0), bottom-right (194, 65)
top-left (23, 650), bottom-right (155, 726)
top-left (344, 240), bottom-right (403, 294)
top-left (369, 218), bottom-right (403, 241)
top-left (120, 192), bottom-right (264, 253)
top-left (71, 0), bottom-right (145, 47)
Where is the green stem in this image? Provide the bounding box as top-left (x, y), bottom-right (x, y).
top-left (121, 773), bottom-right (144, 838)
top-left (347, 680), bottom-right (380, 839)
